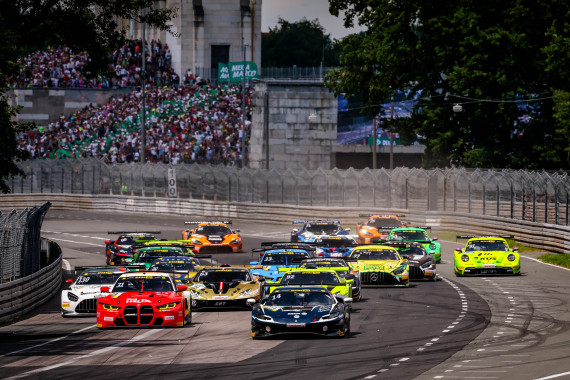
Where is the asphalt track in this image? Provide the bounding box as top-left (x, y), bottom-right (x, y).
top-left (0, 210), bottom-right (568, 380)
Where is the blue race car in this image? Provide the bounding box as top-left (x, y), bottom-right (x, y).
top-left (249, 245), bottom-right (315, 285)
top-left (248, 286), bottom-right (352, 338)
top-left (147, 256), bottom-right (205, 285)
top-left (315, 236), bottom-right (357, 258)
top-left (290, 220), bottom-right (352, 243)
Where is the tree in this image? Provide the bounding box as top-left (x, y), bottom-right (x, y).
top-left (262, 18), bottom-right (340, 67)
top-left (325, 0), bottom-right (569, 169)
top-left (0, 0), bottom-right (178, 193)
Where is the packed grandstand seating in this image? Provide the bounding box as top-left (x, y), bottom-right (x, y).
top-left (12, 41), bottom-right (252, 165)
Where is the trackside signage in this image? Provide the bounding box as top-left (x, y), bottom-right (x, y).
top-left (168, 168), bottom-right (176, 198)
top-left (218, 62), bottom-right (258, 83)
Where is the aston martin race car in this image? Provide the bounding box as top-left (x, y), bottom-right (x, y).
top-left (384, 241), bottom-right (437, 280)
top-left (135, 240), bottom-right (195, 256)
top-left (299, 258), bottom-right (361, 301)
top-left (454, 235), bottom-right (521, 276)
top-left (356, 214), bottom-right (405, 244)
top-left (248, 286), bottom-right (351, 338)
top-left (126, 246), bottom-right (186, 270)
top-left (291, 220), bottom-right (352, 243)
top-left (189, 266), bottom-right (265, 309)
top-left (386, 227), bottom-right (441, 262)
top-left (314, 236), bottom-right (357, 258)
top-left (268, 268), bottom-right (354, 299)
top-left (182, 221), bottom-right (242, 253)
top-left (105, 231), bottom-right (159, 265)
top-left (346, 245), bottom-right (410, 287)
top-left (148, 256), bottom-right (204, 285)
top-left (96, 272), bottom-right (192, 328)
top-left (249, 246), bottom-right (315, 284)
top-left (61, 266), bottom-right (128, 317)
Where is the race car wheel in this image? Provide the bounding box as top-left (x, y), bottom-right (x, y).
top-left (342, 313), bottom-right (351, 336)
top-left (184, 301), bottom-right (192, 325)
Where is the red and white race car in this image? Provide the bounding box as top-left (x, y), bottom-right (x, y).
top-left (96, 272), bottom-right (192, 328)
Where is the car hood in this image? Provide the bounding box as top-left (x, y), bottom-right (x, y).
top-left (260, 304), bottom-right (334, 322)
top-left (101, 291), bottom-right (178, 305)
top-left (68, 285), bottom-right (107, 295)
top-left (350, 260), bottom-right (404, 271)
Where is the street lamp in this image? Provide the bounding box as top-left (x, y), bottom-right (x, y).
top-left (453, 103), bottom-right (463, 113)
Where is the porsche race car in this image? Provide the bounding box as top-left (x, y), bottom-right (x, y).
top-left (61, 266), bottom-right (128, 317)
top-left (182, 221), bottom-right (242, 253)
top-left (96, 272), bottom-right (192, 328)
top-left (386, 227), bottom-right (441, 262)
top-left (454, 235), bottom-right (521, 276)
top-left (249, 286), bottom-right (351, 338)
top-left (346, 245), bottom-right (410, 287)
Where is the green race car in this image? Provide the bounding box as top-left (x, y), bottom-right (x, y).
top-left (269, 267), bottom-right (354, 299)
top-left (454, 235), bottom-right (521, 276)
top-left (386, 227), bottom-right (441, 262)
top-left (126, 246), bottom-right (186, 270)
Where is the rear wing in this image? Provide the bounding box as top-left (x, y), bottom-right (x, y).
top-left (184, 220), bottom-right (232, 225)
top-left (132, 241), bottom-right (195, 250)
top-left (405, 226), bottom-right (432, 230)
top-left (358, 214), bottom-right (406, 218)
top-left (456, 235), bottom-right (514, 239)
top-left (260, 242), bottom-right (317, 251)
top-left (107, 231), bottom-right (161, 235)
top-left (126, 264), bottom-right (148, 272)
top-left (292, 220), bottom-right (341, 224)
top-left (73, 266), bottom-right (128, 274)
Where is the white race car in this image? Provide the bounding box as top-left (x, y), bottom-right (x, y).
top-left (61, 266), bottom-right (127, 317)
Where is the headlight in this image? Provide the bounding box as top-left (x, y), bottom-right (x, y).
top-left (190, 289), bottom-right (203, 298)
top-left (191, 239), bottom-right (202, 245)
top-left (240, 288), bottom-right (258, 297)
top-left (361, 230), bottom-right (372, 236)
top-left (254, 310), bottom-right (272, 321)
top-left (231, 238), bottom-right (240, 244)
top-left (507, 254), bottom-right (516, 261)
top-left (157, 302), bottom-right (180, 310)
top-left (421, 261), bottom-right (432, 268)
top-left (68, 292), bottom-right (79, 302)
top-left (461, 255), bottom-right (470, 262)
top-left (430, 243), bottom-right (437, 249)
top-left (393, 266), bottom-right (406, 275)
top-left (100, 303), bottom-right (120, 311)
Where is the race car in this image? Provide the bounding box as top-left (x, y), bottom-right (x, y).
top-left (248, 286), bottom-right (351, 338)
top-left (383, 241), bottom-right (437, 280)
top-left (346, 245), bottom-right (410, 287)
top-left (249, 245), bottom-right (315, 285)
top-left (189, 266), bottom-right (265, 309)
top-left (386, 227), bottom-right (441, 262)
top-left (268, 267), bottom-right (354, 299)
top-left (61, 266), bottom-right (128, 317)
top-left (299, 258), bottom-right (361, 301)
top-left (134, 240), bottom-right (195, 256)
top-left (105, 231), bottom-right (160, 265)
top-left (182, 221), bottom-right (242, 253)
top-left (356, 214), bottom-right (405, 244)
top-left (148, 256), bottom-right (204, 285)
top-left (454, 235), bottom-right (521, 276)
top-left (96, 272), bottom-right (192, 328)
top-left (314, 236), bottom-right (357, 258)
top-left (126, 246), bottom-right (186, 270)
top-left (290, 220), bottom-right (352, 243)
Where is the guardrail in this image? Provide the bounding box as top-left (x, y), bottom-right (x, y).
top-left (0, 239), bottom-right (62, 323)
top-left (2, 194), bottom-right (568, 253)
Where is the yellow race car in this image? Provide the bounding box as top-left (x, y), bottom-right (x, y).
top-left (346, 245), bottom-right (409, 287)
top-left (454, 235), bottom-right (521, 276)
top-left (182, 220), bottom-right (242, 253)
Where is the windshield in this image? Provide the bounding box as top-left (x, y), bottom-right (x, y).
top-left (368, 218), bottom-right (402, 228)
top-left (390, 231), bottom-right (429, 241)
top-left (195, 225), bottom-right (232, 235)
top-left (150, 259), bottom-right (199, 271)
top-left (112, 276), bottom-right (173, 292)
top-left (317, 238), bottom-right (354, 247)
top-left (280, 272), bottom-right (340, 285)
top-left (300, 260), bottom-right (346, 268)
top-left (265, 291), bottom-right (334, 307)
top-left (75, 272), bottom-right (122, 285)
top-left (304, 224), bottom-right (341, 234)
top-left (136, 249), bottom-right (183, 263)
top-left (351, 249), bottom-right (400, 260)
top-left (398, 245), bottom-right (427, 256)
top-left (117, 234), bottom-right (155, 245)
top-left (194, 270), bottom-right (251, 283)
top-left (260, 252), bottom-right (310, 265)
top-left (465, 241), bottom-right (509, 252)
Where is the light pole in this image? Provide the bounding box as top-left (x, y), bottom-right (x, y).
top-left (372, 116), bottom-right (377, 169)
top-left (140, 13), bottom-right (146, 163)
top-left (241, 43), bottom-right (249, 168)
top-left (390, 95), bottom-right (394, 170)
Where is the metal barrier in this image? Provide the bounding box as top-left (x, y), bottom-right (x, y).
top-left (0, 202), bottom-right (51, 282)
top-left (10, 160), bottom-right (570, 226)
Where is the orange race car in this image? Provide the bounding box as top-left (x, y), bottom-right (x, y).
top-left (356, 214), bottom-right (406, 244)
top-left (182, 221), bottom-right (242, 253)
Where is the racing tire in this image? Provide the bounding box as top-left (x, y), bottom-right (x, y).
top-left (184, 301), bottom-right (192, 325)
top-left (342, 313), bottom-right (351, 336)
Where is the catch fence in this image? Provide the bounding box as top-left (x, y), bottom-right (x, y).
top-left (12, 159), bottom-right (570, 226)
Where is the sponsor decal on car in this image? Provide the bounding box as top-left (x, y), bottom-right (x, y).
top-left (126, 298), bottom-right (152, 303)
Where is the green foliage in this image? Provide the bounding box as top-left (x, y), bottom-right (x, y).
top-left (325, 0), bottom-right (570, 169)
top-left (262, 18), bottom-right (340, 67)
top-left (538, 253), bottom-right (570, 268)
top-left (0, 0), bottom-right (178, 193)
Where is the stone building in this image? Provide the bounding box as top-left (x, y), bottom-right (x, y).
top-left (124, 0), bottom-right (262, 79)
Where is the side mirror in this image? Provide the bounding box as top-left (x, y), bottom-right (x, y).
top-left (125, 258), bottom-right (133, 263)
top-left (345, 228), bottom-right (351, 232)
top-left (345, 279), bottom-right (354, 285)
top-left (105, 240), bottom-right (111, 244)
top-left (100, 286), bottom-right (110, 293)
top-left (292, 228), bottom-right (298, 233)
top-left (512, 246), bottom-right (519, 251)
top-left (177, 285), bottom-right (188, 292)
top-left (246, 298), bottom-right (257, 306)
top-left (249, 261), bottom-right (258, 265)
top-left (344, 297), bottom-right (353, 303)
top-left (432, 237), bottom-right (438, 241)
top-left (455, 248), bottom-right (462, 252)
top-left (235, 229), bottom-right (240, 233)
top-left (66, 279), bottom-right (73, 284)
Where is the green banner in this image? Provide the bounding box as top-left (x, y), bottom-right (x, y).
top-left (228, 61), bottom-right (258, 82)
top-left (218, 63), bottom-right (230, 82)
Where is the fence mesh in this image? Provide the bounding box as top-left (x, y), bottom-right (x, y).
top-left (12, 159), bottom-right (570, 226)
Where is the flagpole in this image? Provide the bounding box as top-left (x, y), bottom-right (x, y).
top-left (241, 43), bottom-right (247, 168)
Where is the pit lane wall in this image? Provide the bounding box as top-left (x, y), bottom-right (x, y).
top-left (1, 194), bottom-right (569, 253)
top-left (0, 238), bottom-right (62, 323)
